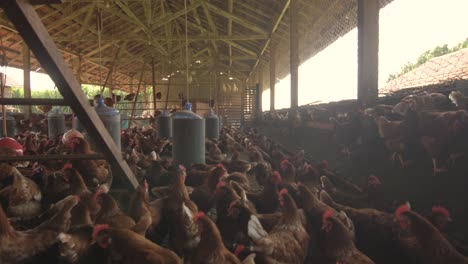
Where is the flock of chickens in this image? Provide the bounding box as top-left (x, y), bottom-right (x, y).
top-left (0, 90), bottom-right (468, 263)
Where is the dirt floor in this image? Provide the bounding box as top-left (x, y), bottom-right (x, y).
top-left (258, 124), bottom-right (468, 241)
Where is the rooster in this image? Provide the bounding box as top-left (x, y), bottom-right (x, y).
top-left (0, 195), bottom-right (78, 263)
top-left (93, 224), bottom-right (182, 263)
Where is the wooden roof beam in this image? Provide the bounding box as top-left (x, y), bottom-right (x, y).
top-left (203, 0), bottom-right (268, 35)
top-left (76, 3), bottom-right (95, 39)
top-left (191, 4), bottom-right (212, 57)
top-left (160, 0), bottom-right (172, 51)
top-left (54, 34), bottom-right (268, 42)
top-left (228, 0), bottom-right (233, 67)
top-left (2, 0), bottom-right (138, 189)
top-left (113, 0), bottom-right (167, 56)
top-left (151, 0), bottom-right (201, 30)
top-left (248, 0), bottom-right (290, 80)
top-left (222, 39), bottom-right (257, 57)
top-left (200, 1), bottom-right (218, 53)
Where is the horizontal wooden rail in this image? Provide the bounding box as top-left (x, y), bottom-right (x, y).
top-left (0, 153), bottom-right (105, 161)
top-left (0, 98), bottom-right (67, 105)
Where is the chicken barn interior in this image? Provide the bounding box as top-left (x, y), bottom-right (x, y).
top-left (1, 0), bottom-right (468, 263)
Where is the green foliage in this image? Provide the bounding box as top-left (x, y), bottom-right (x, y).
top-left (387, 38), bottom-right (468, 83)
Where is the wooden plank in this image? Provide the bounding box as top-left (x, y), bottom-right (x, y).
top-left (2, 0), bottom-right (139, 190)
top-left (290, 0), bottom-right (299, 109)
top-left (0, 98), bottom-right (67, 105)
top-left (0, 153), bottom-right (105, 162)
top-left (29, 0), bottom-right (64, 4)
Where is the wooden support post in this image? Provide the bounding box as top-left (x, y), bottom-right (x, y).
top-left (151, 57), bottom-right (157, 113)
top-left (130, 69), bottom-right (144, 121)
top-left (129, 74), bottom-right (134, 93)
top-left (77, 54), bottom-right (82, 86)
top-left (22, 43), bottom-right (31, 119)
top-left (269, 46), bottom-right (276, 111)
top-left (3, 0), bottom-right (138, 190)
top-left (290, 0), bottom-right (299, 109)
top-left (357, 0), bottom-right (379, 107)
top-left (257, 66), bottom-right (263, 113)
top-left (109, 71), bottom-right (113, 97)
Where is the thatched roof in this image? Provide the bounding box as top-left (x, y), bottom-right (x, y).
top-left (0, 0), bottom-right (393, 93)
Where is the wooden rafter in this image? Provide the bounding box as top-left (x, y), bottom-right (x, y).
top-left (228, 0), bottom-right (233, 67)
top-left (76, 3), bottom-right (95, 39)
top-left (200, 1), bottom-right (219, 54)
top-left (2, 0), bottom-right (138, 189)
top-left (203, 0), bottom-right (267, 35)
top-left (248, 0), bottom-right (290, 80)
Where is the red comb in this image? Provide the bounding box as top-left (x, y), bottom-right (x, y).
top-left (273, 171), bottom-right (282, 180)
top-left (281, 159), bottom-right (289, 167)
top-left (63, 163), bottom-right (73, 170)
top-left (75, 195), bottom-right (80, 203)
top-left (279, 188), bottom-right (288, 196)
top-left (92, 224), bottom-right (109, 239)
top-left (178, 164), bottom-right (186, 171)
top-left (229, 200), bottom-right (238, 210)
top-left (318, 160), bottom-right (329, 170)
top-left (322, 210), bottom-right (334, 223)
top-left (194, 211), bottom-right (205, 222)
top-left (216, 181), bottom-right (226, 189)
top-left (395, 203), bottom-right (411, 218)
top-left (234, 244), bottom-right (245, 256)
top-left (368, 175), bottom-right (381, 184)
top-left (432, 206), bottom-right (450, 218)
top-left (93, 188), bottom-right (106, 201)
top-left (216, 163), bottom-right (225, 169)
